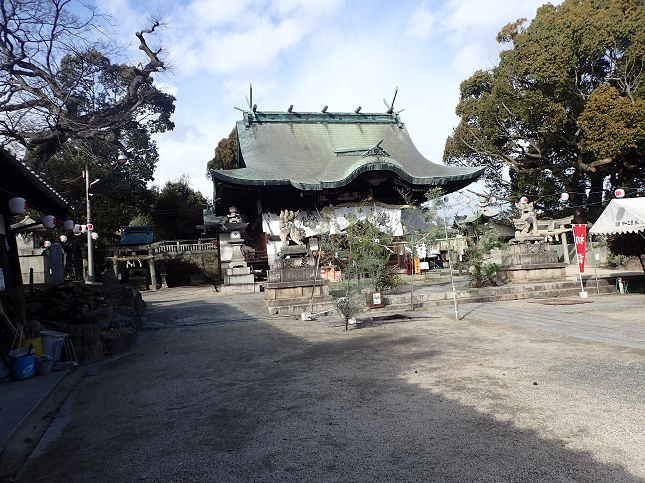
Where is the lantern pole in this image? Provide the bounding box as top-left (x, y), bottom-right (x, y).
top-left (442, 199), bottom-right (459, 321)
top-left (85, 165), bottom-right (100, 282)
top-left (85, 164), bottom-right (94, 281)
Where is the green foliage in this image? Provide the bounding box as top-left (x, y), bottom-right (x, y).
top-left (607, 232), bottom-right (645, 258)
top-left (373, 265), bottom-right (402, 293)
top-left (206, 128), bottom-right (238, 177)
top-left (151, 175), bottom-right (206, 241)
top-left (42, 146), bottom-right (156, 275)
top-left (319, 217), bottom-right (399, 328)
top-left (129, 213), bottom-right (153, 226)
top-left (464, 225), bottom-right (504, 288)
top-left (0, 1), bottom-right (175, 172)
top-left (335, 295), bottom-right (365, 331)
top-left (162, 259), bottom-right (206, 287)
top-left (444, 0), bottom-right (645, 223)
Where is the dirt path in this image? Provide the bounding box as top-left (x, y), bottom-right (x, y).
top-left (14, 289), bottom-right (645, 482)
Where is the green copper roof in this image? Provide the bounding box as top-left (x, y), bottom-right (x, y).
top-left (210, 110), bottom-right (484, 191)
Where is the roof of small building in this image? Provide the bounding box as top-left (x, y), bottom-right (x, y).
top-left (210, 110), bottom-right (484, 192)
top-left (0, 147), bottom-right (69, 217)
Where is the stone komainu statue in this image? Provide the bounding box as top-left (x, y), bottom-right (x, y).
top-left (513, 201), bottom-right (539, 238)
top-left (279, 210), bottom-right (306, 245)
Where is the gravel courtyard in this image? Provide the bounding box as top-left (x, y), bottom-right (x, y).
top-left (15, 289), bottom-right (645, 482)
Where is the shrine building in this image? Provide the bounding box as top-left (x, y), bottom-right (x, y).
top-left (208, 104), bottom-right (485, 270)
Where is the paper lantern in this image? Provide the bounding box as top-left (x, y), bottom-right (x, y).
top-left (59, 235), bottom-right (67, 242)
top-left (560, 193), bottom-right (569, 201)
top-left (86, 223), bottom-right (94, 231)
top-left (81, 224), bottom-right (88, 233)
top-left (520, 196), bottom-right (528, 203)
top-left (43, 241), bottom-right (52, 248)
top-left (91, 232), bottom-right (99, 240)
top-left (64, 219), bottom-right (75, 231)
top-left (73, 224), bottom-right (82, 234)
top-left (465, 197), bottom-right (471, 204)
top-left (489, 197), bottom-right (497, 203)
top-left (615, 188), bottom-right (625, 198)
top-left (8, 197), bottom-right (27, 214)
top-left (41, 215), bottom-right (56, 229)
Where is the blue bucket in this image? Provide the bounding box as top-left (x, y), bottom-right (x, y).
top-left (10, 352), bottom-right (35, 381)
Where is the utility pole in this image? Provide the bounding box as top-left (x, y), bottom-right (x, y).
top-left (84, 164), bottom-right (99, 282)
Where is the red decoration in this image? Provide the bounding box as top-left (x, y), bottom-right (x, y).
top-left (573, 225), bottom-right (587, 273)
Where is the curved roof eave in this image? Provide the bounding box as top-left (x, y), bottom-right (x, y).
top-left (210, 162), bottom-right (485, 191)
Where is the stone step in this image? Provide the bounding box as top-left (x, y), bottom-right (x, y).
top-left (265, 295), bottom-right (332, 308)
top-left (380, 280), bottom-right (614, 310)
top-left (267, 300), bottom-right (336, 316)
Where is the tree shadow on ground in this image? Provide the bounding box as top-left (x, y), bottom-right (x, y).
top-left (17, 298), bottom-right (645, 483)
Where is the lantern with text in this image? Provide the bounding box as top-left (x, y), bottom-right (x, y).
top-left (91, 232), bottom-right (99, 240)
top-left (615, 188), bottom-right (625, 198)
top-left (86, 223), bottom-right (94, 231)
top-left (59, 235), bottom-right (68, 242)
top-left (43, 241), bottom-right (52, 248)
top-left (520, 196), bottom-right (528, 203)
top-left (489, 197), bottom-right (496, 203)
top-left (41, 215), bottom-right (56, 229)
top-left (560, 193), bottom-right (569, 202)
top-left (8, 197), bottom-right (27, 214)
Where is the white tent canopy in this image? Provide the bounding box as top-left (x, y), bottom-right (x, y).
top-left (590, 198), bottom-right (645, 235)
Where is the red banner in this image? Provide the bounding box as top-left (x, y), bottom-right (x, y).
top-left (573, 225), bottom-right (587, 273)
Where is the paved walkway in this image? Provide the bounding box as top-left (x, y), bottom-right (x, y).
top-left (431, 294), bottom-right (645, 350)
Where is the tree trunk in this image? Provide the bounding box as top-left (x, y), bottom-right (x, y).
top-left (586, 175), bottom-right (604, 222)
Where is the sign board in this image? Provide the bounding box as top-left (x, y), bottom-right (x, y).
top-left (367, 291), bottom-right (385, 309)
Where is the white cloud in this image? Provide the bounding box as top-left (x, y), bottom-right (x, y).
top-left (405, 2), bottom-right (436, 40)
top-left (113, 0), bottom-right (549, 196)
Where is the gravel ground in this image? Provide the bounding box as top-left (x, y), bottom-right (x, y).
top-left (14, 288), bottom-right (645, 482)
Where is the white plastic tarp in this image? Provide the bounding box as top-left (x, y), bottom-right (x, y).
top-left (590, 198), bottom-right (645, 235)
top-left (262, 211), bottom-right (324, 238)
top-left (261, 206), bottom-right (403, 237)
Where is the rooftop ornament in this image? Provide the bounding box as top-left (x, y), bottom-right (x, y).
top-left (334, 138), bottom-right (390, 158)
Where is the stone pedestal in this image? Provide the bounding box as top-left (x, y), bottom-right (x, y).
top-left (501, 243), bottom-right (566, 283)
top-left (221, 229), bottom-right (255, 294)
top-left (264, 246), bottom-right (331, 315)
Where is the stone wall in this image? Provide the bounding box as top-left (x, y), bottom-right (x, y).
top-left (158, 249), bottom-right (221, 282)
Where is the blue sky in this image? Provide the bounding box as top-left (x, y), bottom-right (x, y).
top-left (99, 0), bottom-right (549, 199)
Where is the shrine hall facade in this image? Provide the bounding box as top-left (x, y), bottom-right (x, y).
top-left (208, 106), bottom-right (485, 267)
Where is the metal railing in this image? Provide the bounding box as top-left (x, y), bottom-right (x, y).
top-left (154, 240), bottom-right (218, 253)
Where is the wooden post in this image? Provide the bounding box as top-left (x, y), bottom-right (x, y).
top-left (148, 248), bottom-right (158, 291)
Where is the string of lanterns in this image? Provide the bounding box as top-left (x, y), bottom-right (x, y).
top-left (7, 196), bottom-right (99, 248)
top-left (459, 188), bottom-right (627, 207)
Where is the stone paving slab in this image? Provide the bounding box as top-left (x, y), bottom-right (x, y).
top-left (0, 370), bottom-right (67, 454)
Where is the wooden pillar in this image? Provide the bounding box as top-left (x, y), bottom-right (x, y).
top-left (148, 248), bottom-right (158, 291)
